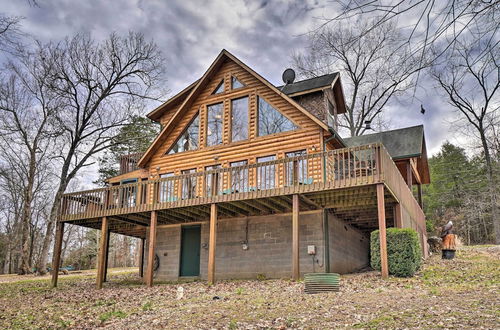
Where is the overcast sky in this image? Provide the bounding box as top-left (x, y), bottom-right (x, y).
top-left (2, 0), bottom-right (464, 160)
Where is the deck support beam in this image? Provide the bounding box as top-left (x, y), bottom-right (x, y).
top-left (139, 238), bottom-right (145, 277)
top-left (96, 217), bottom-right (109, 289)
top-left (292, 194), bottom-right (300, 280)
top-left (376, 184), bottom-right (389, 279)
top-left (145, 211), bottom-right (157, 287)
top-left (51, 222), bottom-right (65, 288)
top-left (322, 209), bottom-right (330, 273)
top-left (208, 203), bottom-right (217, 285)
top-left (103, 230), bottom-right (110, 282)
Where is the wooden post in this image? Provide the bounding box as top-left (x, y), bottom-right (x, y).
top-left (208, 203), bottom-right (217, 285)
top-left (51, 222), bottom-right (65, 288)
top-left (139, 238), bottom-right (145, 277)
top-left (145, 211), bottom-right (157, 287)
top-left (417, 184), bottom-right (423, 208)
top-left (292, 194), bottom-right (300, 280)
top-left (377, 184), bottom-right (389, 279)
top-left (322, 209), bottom-right (330, 273)
top-left (103, 230), bottom-right (110, 282)
top-left (96, 217), bottom-right (109, 289)
top-left (394, 203), bottom-right (402, 228)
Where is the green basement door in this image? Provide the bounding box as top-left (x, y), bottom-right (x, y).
top-left (180, 226), bottom-right (201, 276)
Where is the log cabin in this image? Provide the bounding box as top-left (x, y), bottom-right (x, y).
top-left (51, 49), bottom-right (430, 289)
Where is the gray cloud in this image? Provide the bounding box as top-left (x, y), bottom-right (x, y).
top-left (2, 0), bottom-right (458, 157)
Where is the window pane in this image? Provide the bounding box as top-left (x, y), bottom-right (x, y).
top-left (213, 80), bottom-right (224, 94)
top-left (205, 164), bottom-right (221, 196)
top-left (285, 150), bottom-right (307, 186)
top-left (168, 113), bottom-right (199, 154)
top-left (231, 76), bottom-right (244, 89)
top-left (231, 97), bottom-right (248, 142)
top-left (181, 168), bottom-right (197, 200)
top-left (257, 155), bottom-right (276, 190)
top-left (230, 160), bottom-right (248, 192)
top-left (159, 172), bottom-right (175, 202)
top-left (258, 97), bottom-right (297, 136)
top-left (207, 102), bottom-right (223, 147)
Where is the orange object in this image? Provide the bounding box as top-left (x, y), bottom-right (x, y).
top-left (442, 234), bottom-right (456, 250)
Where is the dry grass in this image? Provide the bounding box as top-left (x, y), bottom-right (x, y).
top-left (0, 246), bottom-right (498, 329)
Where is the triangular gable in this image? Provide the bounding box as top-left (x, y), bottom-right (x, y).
top-left (138, 49), bottom-right (329, 168)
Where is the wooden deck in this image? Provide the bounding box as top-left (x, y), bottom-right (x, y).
top-left (59, 144), bottom-right (425, 239)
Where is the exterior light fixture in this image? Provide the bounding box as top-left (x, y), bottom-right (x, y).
top-left (364, 120), bottom-right (372, 130)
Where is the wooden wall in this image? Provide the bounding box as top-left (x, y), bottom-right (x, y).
top-left (146, 58), bottom-right (324, 181)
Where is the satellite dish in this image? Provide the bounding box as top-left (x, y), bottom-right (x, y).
top-left (282, 68), bottom-right (296, 84)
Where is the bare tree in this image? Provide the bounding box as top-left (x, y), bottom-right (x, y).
top-left (325, 0), bottom-right (498, 66)
top-left (0, 14), bottom-right (23, 53)
top-left (0, 49), bottom-right (59, 273)
top-left (293, 20), bottom-right (427, 136)
top-left (35, 32), bottom-right (165, 274)
top-left (432, 27), bottom-right (499, 243)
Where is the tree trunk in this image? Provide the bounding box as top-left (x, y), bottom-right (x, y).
top-left (18, 150), bottom-right (37, 275)
top-left (480, 130), bottom-right (499, 244)
top-left (36, 187), bottom-right (65, 275)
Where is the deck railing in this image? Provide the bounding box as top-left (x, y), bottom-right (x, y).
top-left (379, 146), bottom-right (426, 234)
top-left (60, 144), bottom-right (423, 232)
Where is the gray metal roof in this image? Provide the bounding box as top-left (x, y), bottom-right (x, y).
top-left (343, 125), bottom-right (425, 159)
top-left (278, 73), bottom-right (339, 95)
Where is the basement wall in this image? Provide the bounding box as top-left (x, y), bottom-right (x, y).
top-left (144, 209), bottom-right (370, 281)
top-left (328, 211), bottom-right (370, 274)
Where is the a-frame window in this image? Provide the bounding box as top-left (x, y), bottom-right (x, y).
top-left (257, 96), bottom-right (298, 137)
top-left (212, 80), bottom-right (224, 94)
top-left (167, 112), bottom-right (199, 154)
top-left (231, 76), bottom-right (245, 89)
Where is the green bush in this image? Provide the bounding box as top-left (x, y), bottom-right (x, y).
top-left (371, 228), bottom-right (422, 277)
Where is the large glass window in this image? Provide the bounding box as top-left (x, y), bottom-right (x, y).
top-left (231, 97), bottom-right (248, 142)
top-left (258, 96), bottom-right (297, 136)
top-left (159, 172), bottom-right (175, 202)
top-left (231, 76), bottom-right (244, 89)
top-left (181, 168), bottom-right (197, 200)
top-left (207, 102), bottom-right (223, 147)
top-left (285, 150), bottom-right (308, 186)
top-left (167, 113), bottom-right (199, 154)
top-left (257, 155), bottom-right (276, 190)
top-left (230, 160), bottom-right (248, 193)
top-left (205, 164), bottom-right (221, 197)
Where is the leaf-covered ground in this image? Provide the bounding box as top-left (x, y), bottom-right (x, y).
top-left (0, 245), bottom-right (498, 329)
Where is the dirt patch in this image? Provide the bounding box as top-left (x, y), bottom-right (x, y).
top-left (0, 247), bottom-right (498, 329)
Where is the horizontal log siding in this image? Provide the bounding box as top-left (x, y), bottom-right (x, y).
top-left (148, 59), bottom-right (323, 181)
